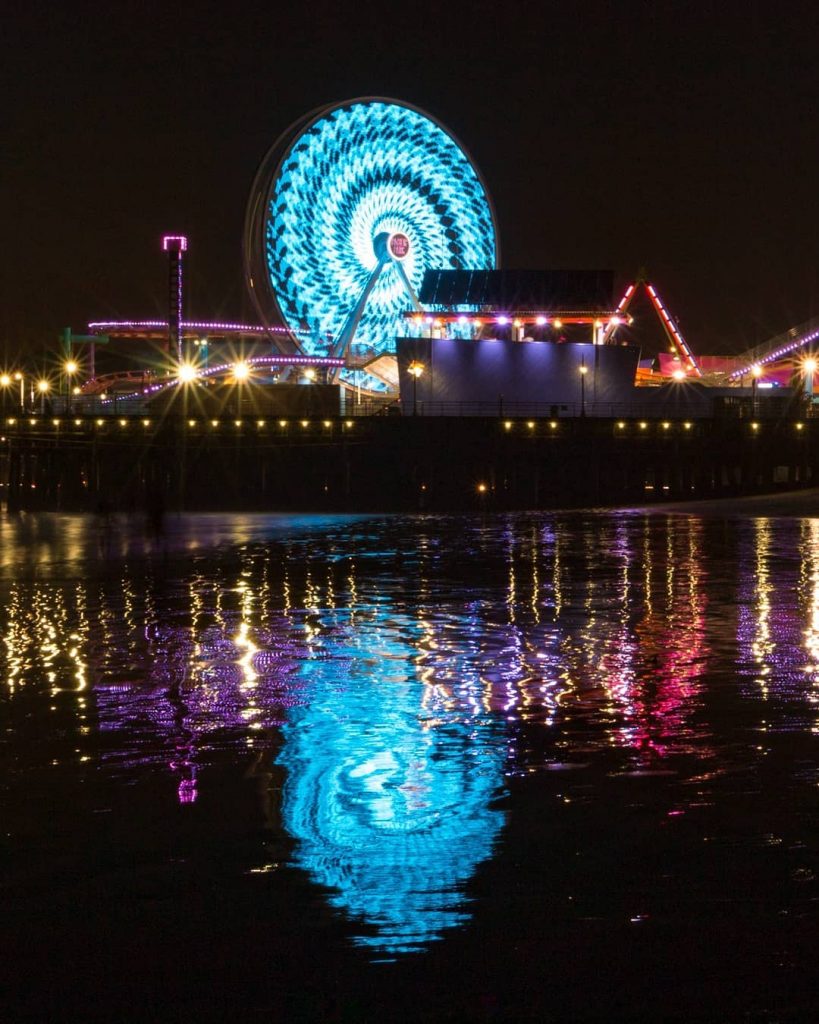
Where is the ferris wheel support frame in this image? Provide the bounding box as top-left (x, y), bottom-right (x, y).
top-left (328, 242), bottom-right (423, 382)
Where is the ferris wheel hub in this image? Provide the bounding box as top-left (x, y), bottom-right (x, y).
top-left (372, 231), bottom-right (412, 262)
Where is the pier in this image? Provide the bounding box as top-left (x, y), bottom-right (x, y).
top-left (1, 412), bottom-right (815, 513)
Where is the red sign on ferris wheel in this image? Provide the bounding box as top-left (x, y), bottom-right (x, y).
top-left (388, 232), bottom-right (410, 260)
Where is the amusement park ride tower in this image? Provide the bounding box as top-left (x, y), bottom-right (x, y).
top-left (163, 234), bottom-right (188, 363)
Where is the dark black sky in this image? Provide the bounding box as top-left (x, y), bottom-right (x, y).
top-left (5, 0), bottom-right (819, 361)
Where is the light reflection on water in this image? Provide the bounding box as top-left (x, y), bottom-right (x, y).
top-left (3, 510), bottom-right (819, 959)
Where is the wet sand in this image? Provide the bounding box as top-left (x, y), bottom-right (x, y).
top-left (638, 487), bottom-right (819, 517)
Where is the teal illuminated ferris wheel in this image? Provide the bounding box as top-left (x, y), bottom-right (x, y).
top-left (243, 98), bottom-right (499, 377)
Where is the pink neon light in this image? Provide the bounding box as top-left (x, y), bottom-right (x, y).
top-left (162, 235), bottom-right (188, 251)
top-left (645, 283), bottom-right (701, 376)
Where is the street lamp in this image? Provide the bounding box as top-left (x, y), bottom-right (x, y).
top-left (0, 373), bottom-right (10, 417)
top-left (751, 363), bottom-right (762, 417)
top-left (802, 356), bottom-right (817, 411)
top-left (232, 360), bottom-right (250, 416)
top-left (176, 362), bottom-right (197, 420)
top-left (407, 361), bottom-right (424, 416)
top-left (579, 359), bottom-right (588, 417)
top-left (37, 379), bottom-right (50, 414)
top-left (64, 359), bottom-right (78, 413)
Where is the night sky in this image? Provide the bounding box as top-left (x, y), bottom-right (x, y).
top-left (5, 0), bottom-right (819, 363)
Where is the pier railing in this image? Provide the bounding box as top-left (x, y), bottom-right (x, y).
top-left (3, 394), bottom-right (808, 422)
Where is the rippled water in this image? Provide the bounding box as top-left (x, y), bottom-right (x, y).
top-left (3, 510), bottom-right (819, 1021)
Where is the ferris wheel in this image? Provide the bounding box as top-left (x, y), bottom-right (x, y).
top-left (243, 98), bottom-right (498, 382)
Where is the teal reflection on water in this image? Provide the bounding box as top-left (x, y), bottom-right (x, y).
top-left (277, 634), bottom-right (507, 955)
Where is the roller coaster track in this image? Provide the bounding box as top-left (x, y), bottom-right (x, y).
top-left (728, 316), bottom-right (819, 380)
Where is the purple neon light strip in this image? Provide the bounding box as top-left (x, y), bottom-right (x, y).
top-left (99, 354), bottom-right (344, 403)
top-left (87, 320), bottom-right (306, 335)
top-left (729, 326), bottom-right (819, 379)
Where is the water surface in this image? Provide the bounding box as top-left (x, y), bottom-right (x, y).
top-left (2, 510), bottom-right (819, 1020)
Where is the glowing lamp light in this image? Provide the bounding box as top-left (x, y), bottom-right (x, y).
top-left (549, 421), bottom-right (558, 429)
top-left (232, 361), bottom-right (250, 381)
top-left (526, 420), bottom-right (535, 429)
top-left (323, 420), bottom-right (331, 428)
top-left (504, 420), bottom-right (512, 430)
top-left (609, 316), bottom-right (621, 326)
top-left (579, 364), bottom-right (589, 376)
top-left (796, 422), bottom-right (805, 430)
top-left (119, 419), bottom-right (127, 427)
top-left (95, 419), bottom-right (104, 426)
top-left (344, 420), bottom-right (353, 428)
top-left (257, 420), bottom-right (265, 428)
top-left (639, 421), bottom-right (648, 430)
top-left (535, 316), bottom-right (548, 326)
top-left (187, 419), bottom-right (196, 427)
top-left (74, 418), bottom-right (81, 426)
top-left (304, 368), bottom-right (317, 381)
top-left (210, 419), bottom-right (219, 427)
top-left (477, 482), bottom-right (488, 493)
top-left (513, 319), bottom-right (522, 328)
top-left (407, 361), bottom-right (425, 379)
top-left (672, 369), bottom-right (686, 381)
top-left (0, 374), bottom-right (11, 387)
top-left (177, 363), bottom-right (197, 383)
top-left (300, 420), bottom-right (309, 428)
top-left (496, 315), bottom-right (509, 326)
top-left (279, 420), bottom-right (288, 427)
top-left (803, 358), bottom-right (817, 375)
top-left (37, 380), bottom-right (50, 393)
top-left (617, 421), bottom-right (626, 429)
top-left (457, 315), bottom-right (468, 325)
top-left (662, 421), bottom-right (670, 430)
top-left (684, 421), bottom-right (692, 430)
top-left (65, 360), bottom-right (78, 375)
top-left (142, 419), bottom-right (150, 427)
top-left (751, 363), bottom-right (763, 378)
top-left (552, 318), bottom-right (563, 330)
top-left (234, 420), bottom-right (242, 427)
